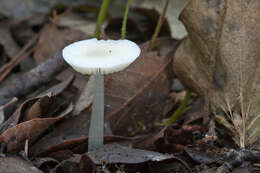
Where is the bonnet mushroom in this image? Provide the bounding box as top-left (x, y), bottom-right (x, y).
top-left (62, 38), bottom-right (140, 151)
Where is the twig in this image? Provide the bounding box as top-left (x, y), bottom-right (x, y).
top-left (0, 52), bottom-right (67, 102)
top-left (24, 139), bottom-right (29, 157)
top-left (216, 149), bottom-right (260, 173)
top-left (0, 35), bottom-right (38, 82)
top-left (0, 97), bottom-right (17, 125)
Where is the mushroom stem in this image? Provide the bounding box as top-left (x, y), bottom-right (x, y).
top-left (88, 73), bottom-right (104, 151)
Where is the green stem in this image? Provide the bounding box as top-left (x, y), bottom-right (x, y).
top-left (121, 0), bottom-right (132, 39)
top-left (164, 91), bottom-right (191, 125)
top-left (94, 0), bottom-right (111, 39)
top-left (148, 0), bottom-right (169, 51)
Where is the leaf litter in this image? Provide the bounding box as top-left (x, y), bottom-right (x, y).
top-left (0, 0), bottom-right (259, 172)
top-left (173, 0), bottom-right (260, 171)
top-left (173, 0), bottom-right (260, 149)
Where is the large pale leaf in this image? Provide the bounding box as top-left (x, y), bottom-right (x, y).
top-left (173, 0), bottom-right (260, 149)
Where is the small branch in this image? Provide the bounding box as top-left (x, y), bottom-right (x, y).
top-left (0, 52), bottom-right (67, 103)
top-left (0, 35), bottom-right (38, 82)
top-left (216, 149), bottom-right (260, 173)
top-left (24, 139), bottom-right (29, 157)
top-left (247, 114), bottom-right (260, 131)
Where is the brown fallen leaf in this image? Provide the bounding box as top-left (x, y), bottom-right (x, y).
top-left (87, 143), bottom-right (174, 164)
top-left (0, 52), bottom-right (67, 102)
top-left (31, 134), bottom-right (131, 157)
top-left (79, 154), bottom-right (96, 173)
top-left (184, 147), bottom-right (224, 165)
top-left (0, 97), bottom-right (42, 134)
top-left (72, 75), bottom-right (94, 115)
top-left (173, 0), bottom-right (260, 149)
top-left (183, 98), bottom-right (205, 125)
top-left (85, 144), bottom-right (192, 172)
top-left (106, 37), bottom-right (178, 136)
top-left (34, 24), bottom-right (89, 65)
top-left (0, 156), bottom-right (43, 173)
top-left (23, 95), bottom-right (51, 121)
top-left (38, 74), bottom-right (75, 97)
top-left (0, 103), bottom-right (73, 152)
top-left (0, 93), bottom-right (54, 134)
top-left (50, 154), bottom-right (82, 173)
top-left (154, 125), bottom-right (201, 153)
top-left (0, 24), bottom-right (89, 103)
top-left (0, 21), bottom-right (20, 58)
top-left (0, 97), bottom-right (17, 125)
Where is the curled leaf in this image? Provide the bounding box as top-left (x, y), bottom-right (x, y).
top-left (0, 103), bottom-right (73, 152)
top-left (173, 0), bottom-right (260, 149)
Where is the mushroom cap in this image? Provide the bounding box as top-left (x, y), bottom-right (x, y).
top-left (62, 38), bottom-right (141, 75)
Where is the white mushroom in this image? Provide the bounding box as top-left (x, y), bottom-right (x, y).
top-left (62, 38), bottom-right (141, 151)
top-left (62, 38), bottom-right (141, 75)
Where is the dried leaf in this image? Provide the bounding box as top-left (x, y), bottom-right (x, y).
top-left (0, 0), bottom-right (99, 21)
top-left (23, 96), bottom-right (51, 121)
top-left (38, 74), bottom-right (74, 97)
top-left (31, 134), bottom-right (131, 157)
top-left (73, 75), bottom-right (94, 115)
top-left (0, 156), bottom-right (43, 173)
top-left (87, 143), bottom-right (174, 164)
top-left (106, 37), bottom-right (178, 136)
top-left (0, 35), bottom-right (38, 82)
top-left (85, 144), bottom-right (192, 173)
top-left (173, 0), bottom-right (260, 149)
top-left (34, 24), bottom-right (89, 64)
top-left (79, 154), bottom-right (96, 173)
top-left (0, 26), bottom-right (89, 101)
top-left (0, 103), bottom-right (73, 152)
top-left (0, 21), bottom-right (20, 58)
top-left (56, 13), bottom-right (96, 36)
top-left (0, 96), bottom-right (45, 134)
top-left (0, 97), bottom-right (17, 125)
top-left (184, 147), bottom-right (223, 165)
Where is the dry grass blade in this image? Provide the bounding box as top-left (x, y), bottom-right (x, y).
top-left (0, 35), bottom-right (38, 82)
top-left (0, 97), bottom-right (18, 125)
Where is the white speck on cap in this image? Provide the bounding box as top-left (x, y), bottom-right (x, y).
top-left (62, 38), bottom-right (141, 75)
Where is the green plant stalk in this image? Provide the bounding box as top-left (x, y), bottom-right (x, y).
top-left (88, 0), bottom-right (111, 151)
top-left (121, 0), bottom-right (132, 39)
top-left (148, 0), bottom-right (169, 51)
top-left (164, 91), bottom-right (191, 125)
top-left (94, 0), bottom-right (111, 39)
